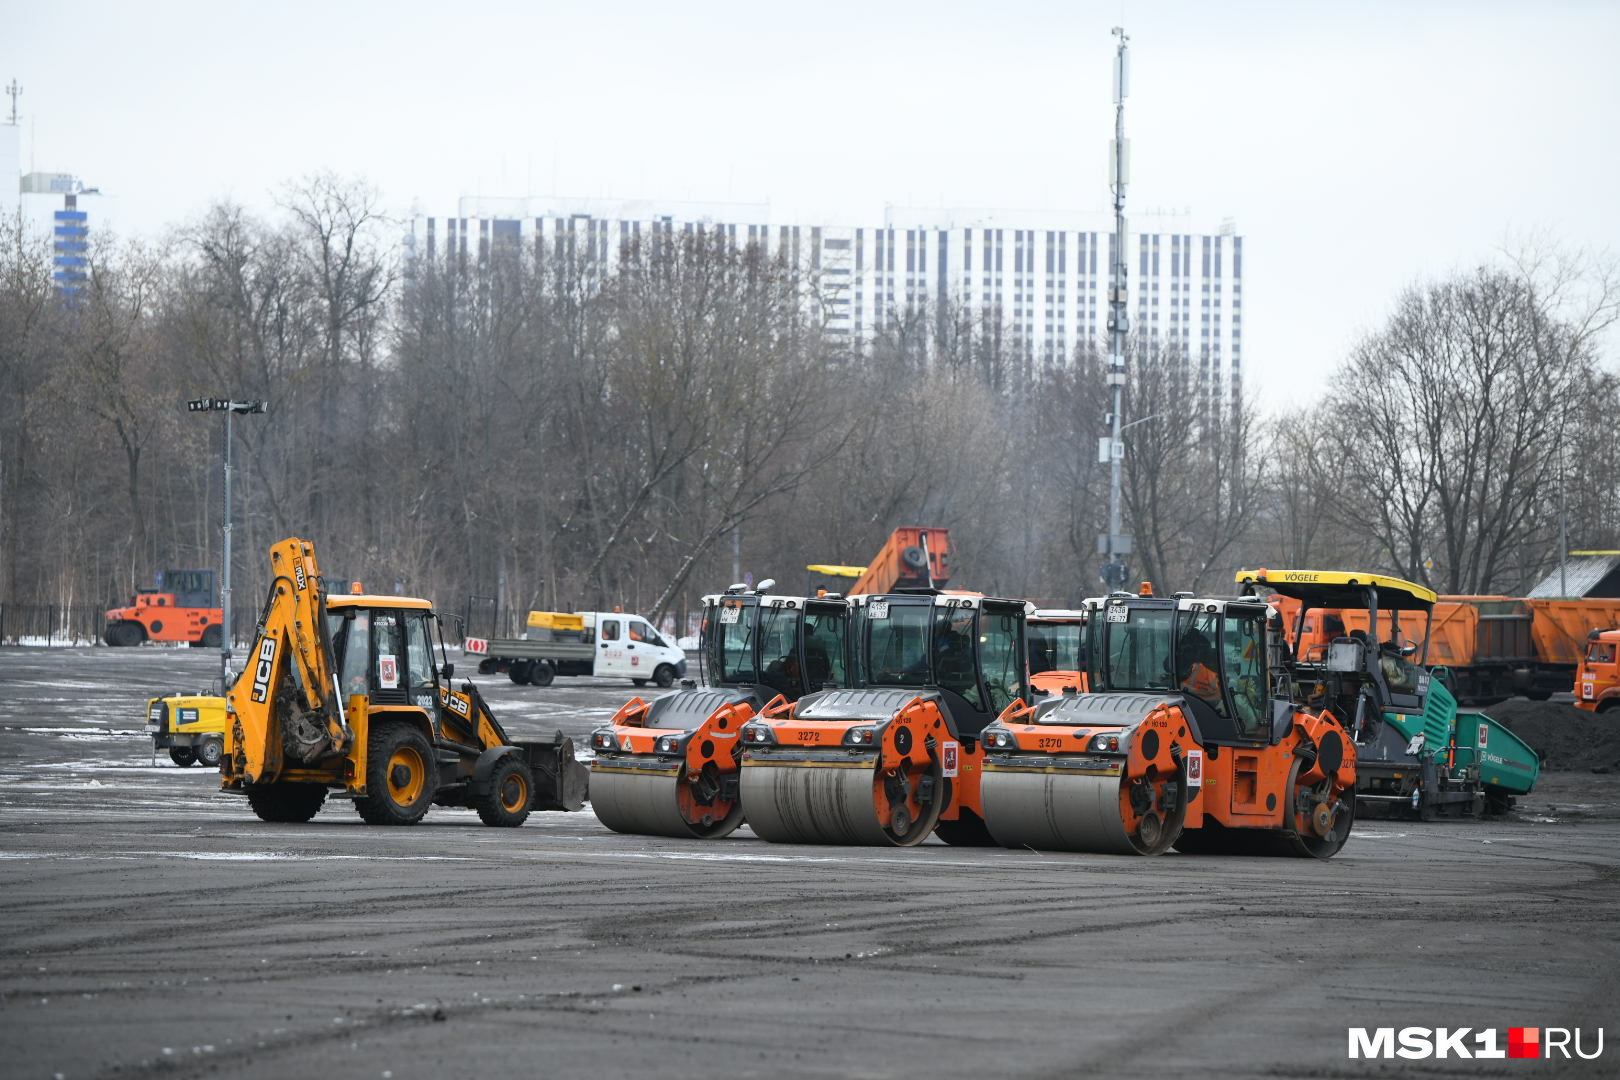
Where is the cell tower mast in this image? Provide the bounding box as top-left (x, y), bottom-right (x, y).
top-left (5, 79), bottom-right (20, 125)
top-left (1100, 27), bottom-right (1132, 591)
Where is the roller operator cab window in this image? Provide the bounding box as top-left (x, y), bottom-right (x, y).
top-left (1175, 610), bottom-right (1227, 717)
top-left (709, 602), bottom-right (758, 684)
top-left (933, 606), bottom-right (980, 708)
top-left (758, 605), bottom-right (802, 695)
top-left (803, 605), bottom-right (848, 689)
top-left (978, 608), bottom-right (1026, 716)
top-left (867, 602), bottom-right (932, 686)
top-left (1090, 604), bottom-right (1176, 692)
top-left (1222, 610), bottom-right (1268, 736)
top-left (1028, 621), bottom-right (1083, 675)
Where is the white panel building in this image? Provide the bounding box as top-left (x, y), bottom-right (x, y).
top-left (409, 197), bottom-right (1243, 393)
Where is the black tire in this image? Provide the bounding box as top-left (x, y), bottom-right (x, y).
top-left (476, 756), bottom-right (535, 828)
top-left (1524, 688), bottom-right (1553, 702)
top-left (246, 782), bottom-right (327, 823)
top-left (530, 661), bottom-right (556, 687)
top-left (200, 625), bottom-right (224, 649)
top-left (477, 658), bottom-right (499, 675)
top-left (168, 746), bottom-right (197, 767)
top-left (509, 661), bottom-right (533, 685)
top-left (356, 720), bottom-right (437, 826)
top-left (632, 678), bottom-right (648, 688)
top-left (652, 664), bottom-right (676, 689)
top-left (195, 738), bottom-right (224, 768)
top-left (105, 622), bottom-right (144, 647)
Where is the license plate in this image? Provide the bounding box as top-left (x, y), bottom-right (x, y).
top-left (719, 605), bottom-right (740, 624)
top-left (1106, 606), bottom-right (1128, 623)
top-left (869, 600), bottom-right (890, 619)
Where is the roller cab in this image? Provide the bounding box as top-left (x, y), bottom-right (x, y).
top-left (981, 590), bottom-right (1357, 858)
top-left (1028, 609), bottom-right (1089, 696)
top-left (588, 586), bottom-right (852, 839)
top-left (738, 591), bottom-right (1031, 847)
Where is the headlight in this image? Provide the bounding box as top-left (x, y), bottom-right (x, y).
top-left (842, 726), bottom-right (876, 746)
top-left (742, 724), bottom-right (776, 745)
top-left (1089, 733), bottom-right (1123, 754)
top-left (590, 729), bottom-right (617, 751)
top-left (655, 735), bottom-right (684, 755)
top-left (983, 728), bottom-right (1013, 749)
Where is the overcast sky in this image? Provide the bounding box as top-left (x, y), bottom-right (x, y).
top-left (8, 0), bottom-right (1618, 408)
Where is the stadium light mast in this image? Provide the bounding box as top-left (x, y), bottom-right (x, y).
top-left (187, 396), bottom-right (267, 691)
top-left (1100, 26), bottom-right (1133, 592)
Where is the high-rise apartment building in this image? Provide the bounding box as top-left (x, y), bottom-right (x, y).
top-left (409, 196), bottom-right (1243, 393)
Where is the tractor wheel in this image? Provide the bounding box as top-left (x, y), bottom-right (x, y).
top-left (530, 661), bottom-right (555, 687)
top-left (477, 658), bottom-right (499, 675)
top-left (168, 746), bottom-right (197, 767)
top-left (476, 756), bottom-right (535, 828)
top-left (509, 661), bottom-right (533, 685)
top-left (195, 738), bottom-right (224, 768)
top-left (200, 625), bottom-right (224, 649)
top-left (246, 782), bottom-right (327, 823)
top-left (653, 664), bottom-right (676, 689)
top-left (356, 721), bottom-right (437, 826)
top-left (105, 622), bottom-right (144, 647)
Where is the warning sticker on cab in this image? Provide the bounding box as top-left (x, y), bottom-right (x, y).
top-left (1185, 749), bottom-right (1203, 788)
top-left (942, 741), bottom-right (959, 778)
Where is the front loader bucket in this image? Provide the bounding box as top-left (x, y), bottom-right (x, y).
top-left (519, 731), bottom-right (590, 812)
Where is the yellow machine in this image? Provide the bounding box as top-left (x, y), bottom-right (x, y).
top-left (146, 693), bottom-right (229, 767)
top-left (221, 537), bottom-right (589, 826)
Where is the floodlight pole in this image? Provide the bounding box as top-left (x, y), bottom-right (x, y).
top-left (188, 397), bottom-right (266, 691)
top-left (1101, 26), bottom-right (1132, 591)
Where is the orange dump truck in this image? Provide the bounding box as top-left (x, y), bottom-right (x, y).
top-left (1577, 629), bottom-right (1620, 712)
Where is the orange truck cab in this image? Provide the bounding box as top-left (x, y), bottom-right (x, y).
top-left (104, 569), bottom-right (223, 648)
top-left (1577, 629), bottom-right (1620, 712)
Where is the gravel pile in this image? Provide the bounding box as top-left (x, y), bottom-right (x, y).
top-left (1484, 699), bottom-right (1620, 772)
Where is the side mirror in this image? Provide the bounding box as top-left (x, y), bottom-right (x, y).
top-left (440, 663), bottom-right (455, 680)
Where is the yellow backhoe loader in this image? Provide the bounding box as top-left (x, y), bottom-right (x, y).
top-left (221, 537), bottom-right (589, 826)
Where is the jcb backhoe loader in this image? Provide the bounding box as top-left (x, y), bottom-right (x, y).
top-left (587, 582), bottom-right (852, 839)
top-left (979, 581), bottom-right (1359, 858)
top-left (221, 537), bottom-right (589, 826)
top-left (737, 590), bottom-right (1030, 847)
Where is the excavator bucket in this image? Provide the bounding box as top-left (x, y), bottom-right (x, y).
top-left (518, 731), bottom-right (590, 812)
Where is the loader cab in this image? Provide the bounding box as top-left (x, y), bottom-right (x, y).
top-left (700, 590), bottom-right (851, 701)
top-left (851, 592), bottom-right (1031, 736)
top-left (1234, 569), bottom-right (1437, 735)
top-left (326, 595), bottom-right (442, 710)
top-left (1084, 594), bottom-right (1279, 746)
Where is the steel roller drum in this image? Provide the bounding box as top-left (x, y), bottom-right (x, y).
top-left (740, 762), bottom-right (929, 846)
top-left (981, 769), bottom-right (1148, 854)
top-left (590, 765), bottom-right (743, 840)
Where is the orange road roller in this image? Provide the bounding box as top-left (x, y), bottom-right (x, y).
top-left (979, 588), bottom-right (1357, 858)
top-left (737, 591), bottom-right (1031, 847)
top-left (588, 583), bottom-right (851, 839)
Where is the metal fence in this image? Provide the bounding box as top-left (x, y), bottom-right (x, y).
top-left (0, 604), bottom-right (109, 645)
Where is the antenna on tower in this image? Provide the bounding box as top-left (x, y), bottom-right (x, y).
top-left (1098, 26), bottom-right (1133, 592)
top-left (5, 79), bottom-right (20, 125)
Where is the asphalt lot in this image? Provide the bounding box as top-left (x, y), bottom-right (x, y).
top-left (2, 645), bottom-right (1618, 1079)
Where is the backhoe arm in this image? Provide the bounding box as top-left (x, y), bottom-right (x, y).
top-left (224, 537), bottom-right (350, 786)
